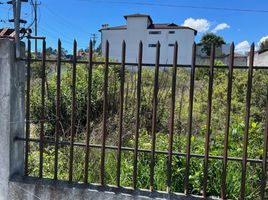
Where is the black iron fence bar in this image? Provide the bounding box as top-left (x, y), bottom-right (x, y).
top-left (240, 44), bottom-right (255, 199)
top-left (166, 42), bottom-right (178, 193)
top-left (133, 41), bottom-right (143, 189)
top-left (16, 137), bottom-right (266, 164)
top-left (116, 41), bottom-right (126, 187)
top-left (100, 40), bottom-right (109, 185)
top-left (260, 93), bottom-right (268, 199)
top-left (203, 44), bottom-right (215, 198)
top-left (221, 43), bottom-right (234, 199)
top-left (20, 58), bottom-right (268, 70)
top-left (184, 42), bottom-right (196, 194)
top-left (39, 39), bottom-right (46, 178)
top-left (84, 40), bottom-right (93, 184)
top-left (24, 38), bottom-right (31, 176)
top-left (54, 39), bottom-right (61, 180)
top-left (23, 39), bottom-right (268, 198)
top-left (69, 40), bottom-right (77, 182)
top-left (150, 41), bottom-right (161, 191)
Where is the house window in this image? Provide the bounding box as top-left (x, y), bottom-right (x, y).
top-left (149, 31), bottom-right (161, 35)
top-left (148, 44), bottom-right (157, 47)
top-left (169, 31), bottom-right (175, 34)
top-left (168, 44), bottom-right (175, 47)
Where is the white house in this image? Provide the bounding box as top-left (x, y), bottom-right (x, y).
top-left (99, 14), bottom-right (197, 65)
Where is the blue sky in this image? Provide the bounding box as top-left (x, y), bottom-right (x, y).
top-left (0, 0), bottom-right (268, 53)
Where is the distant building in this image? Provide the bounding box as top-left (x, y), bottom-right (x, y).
top-left (99, 14), bottom-right (197, 65)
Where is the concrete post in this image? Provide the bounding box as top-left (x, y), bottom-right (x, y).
top-left (0, 38), bottom-right (25, 200)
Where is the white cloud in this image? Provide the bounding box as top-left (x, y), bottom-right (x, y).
top-left (212, 23), bottom-right (230, 33)
top-left (235, 41), bottom-right (250, 54)
top-left (182, 18), bottom-right (210, 33)
top-left (258, 35), bottom-right (268, 46)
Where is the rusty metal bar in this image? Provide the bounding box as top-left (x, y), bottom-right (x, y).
top-left (240, 44), bottom-right (255, 200)
top-left (184, 42), bottom-right (196, 194)
top-left (16, 136), bottom-right (267, 163)
top-left (260, 92), bottom-right (268, 199)
top-left (84, 40), bottom-right (93, 184)
top-left (116, 41), bottom-right (126, 187)
top-left (25, 38), bottom-right (31, 176)
top-left (150, 41), bottom-right (161, 191)
top-left (69, 40), bottom-right (77, 182)
top-left (203, 44), bottom-right (215, 198)
top-left (39, 39), bottom-right (46, 178)
top-left (166, 42), bottom-right (178, 193)
top-left (20, 57), bottom-right (268, 70)
top-left (54, 39), bottom-right (61, 180)
top-left (100, 40), bottom-right (109, 185)
top-left (221, 43), bottom-right (234, 199)
top-left (133, 41), bottom-right (143, 189)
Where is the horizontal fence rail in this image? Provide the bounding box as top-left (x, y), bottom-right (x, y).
top-left (19, 37), bottom-right (268, 200)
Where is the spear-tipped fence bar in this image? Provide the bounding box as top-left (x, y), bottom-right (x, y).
top-left (39, 39), bottom-right (46, 178)
top-left (240, 44), bottom-right (255, 200)
top-left (22, 38), bottom-right (268, 200)
top-left (203, 44), bottom-right (215, 198)
top-left (100, 40), bottom-right (109, 185)
top-left (184, 42), bottom-right (196, 194)
top-left (133, 41), bottom-right (143, 189)
top-left (84, 40), bottom-right (93, 184)
top-left (166, 42), bottom-right (178, 193)
top-left (116, 41), bottom-right (126, 187)
top-left (221, 43), bottom-right (235, 199)
top-left (69, 40), bottom-right (77, 182)
top-left (150, 41), bottom-right (161, 191)
top-left (54, 39), bottom-right (61, 180)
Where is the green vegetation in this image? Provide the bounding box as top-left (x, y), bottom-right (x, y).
top-left (200, 33), bottom-right (226, 56)
top-left (28, 54), bottom-right (268, 199)
top-left (260, 39), bottom-right (268, 51)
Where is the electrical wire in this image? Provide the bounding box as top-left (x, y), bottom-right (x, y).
top-left (80, 0), bottom-right (268, 14)
top-left (42, 4), bottom-right (92, 36)
top-left (38, 25), bottom-right (90, 49)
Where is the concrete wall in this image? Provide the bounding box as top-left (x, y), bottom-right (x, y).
top-left (0, 38), bottom-right (25, 200)
top-left (8, 176), bottom-right (216, 200)
top-left (196, 55), bottom-right (247, 66)
top-left (249, 50), bottom-right (268, 66)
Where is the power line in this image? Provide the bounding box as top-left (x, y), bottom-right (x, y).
top-left (42, 4), bottom-right (92, 36)
top-left (39, 26), bottom-right (90, 48)
top-left (80, 0), bottom-right (268, 14)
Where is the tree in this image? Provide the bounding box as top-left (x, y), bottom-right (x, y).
top-left (200, 33), bottom-right (226, 56)
top-left (260, 39), bottom-right (268, 51)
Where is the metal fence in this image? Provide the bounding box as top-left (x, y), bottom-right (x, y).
top-left (17, 37), bottom-right (268, 200)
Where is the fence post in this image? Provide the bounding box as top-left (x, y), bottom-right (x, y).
top-left (0, 38), bottom-right (25, 200)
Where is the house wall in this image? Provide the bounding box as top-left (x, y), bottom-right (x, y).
top-left (145, 29), bottom-right (194, 65)
top-left (101, 17), bottom-right (195, 65)
top-left (101, 29), bottom-right (127, 61)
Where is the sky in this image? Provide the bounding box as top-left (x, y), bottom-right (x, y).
top-left (0, 0), bottom-right (268, 54)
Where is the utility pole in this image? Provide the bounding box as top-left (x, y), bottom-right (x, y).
top-left (32, 0), bottom-right (41, 57)
top-left (34, 0), bottom-right (37, 57)
top-left (90, 34), bottom-right (97, 51)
